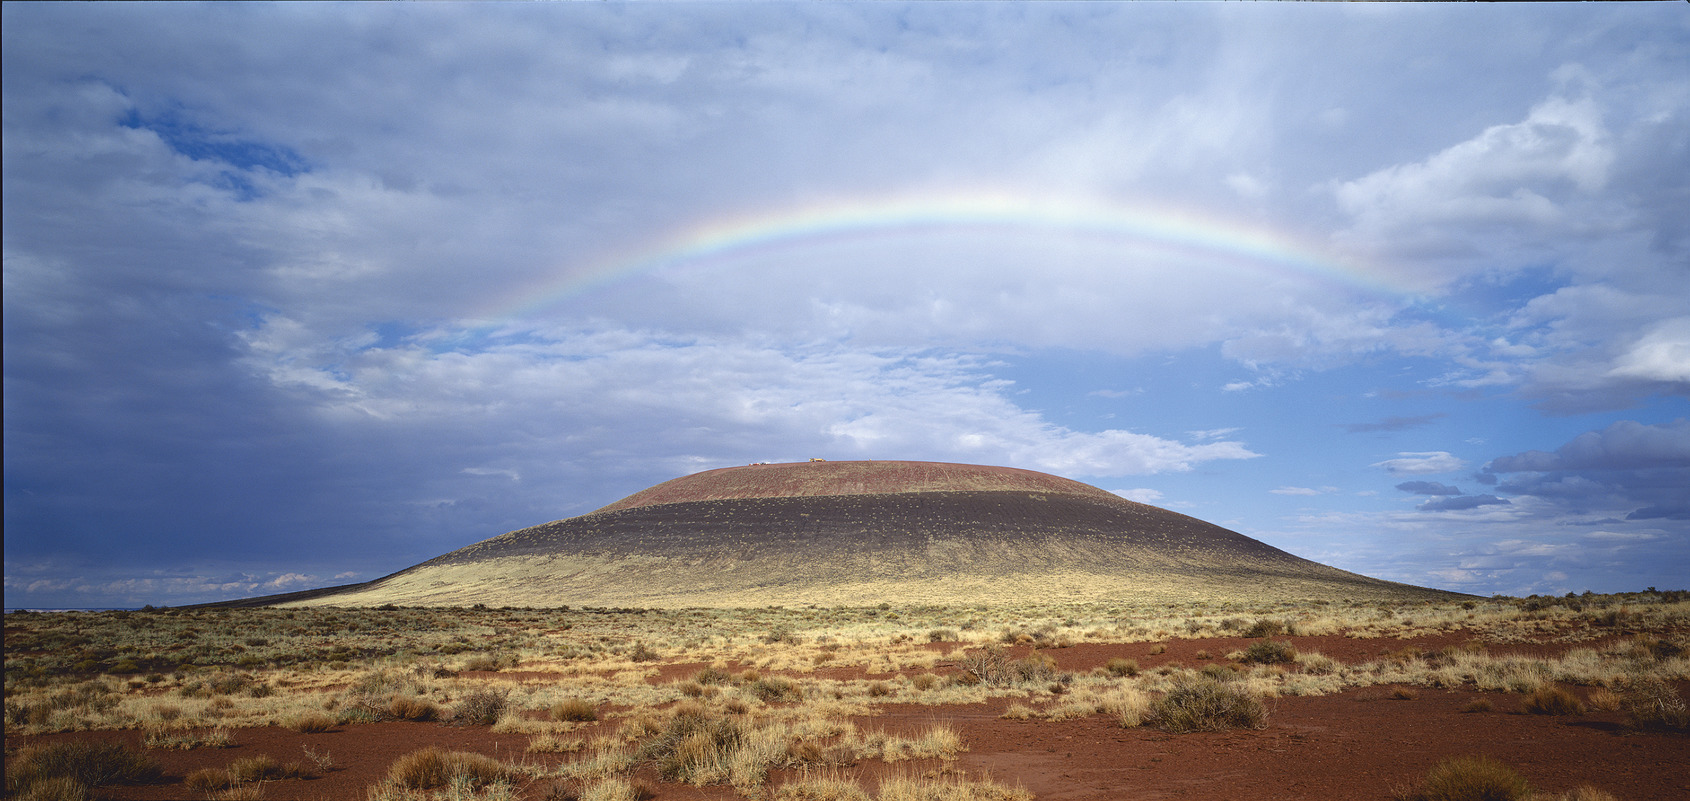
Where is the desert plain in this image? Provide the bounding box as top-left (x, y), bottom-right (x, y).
top-left (5, 592), bottom-right (1688, 801)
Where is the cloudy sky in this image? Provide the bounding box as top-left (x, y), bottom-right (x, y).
top-left (5, 3), bottom-right (1687, 609)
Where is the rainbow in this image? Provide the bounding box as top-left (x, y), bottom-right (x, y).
top-left (484, 191), bottom-right (1398, 322)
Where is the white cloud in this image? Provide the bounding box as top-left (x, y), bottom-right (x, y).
top-left (1225, 172), bottom-right (1268, 199)
top-left (1584, 530), bottom-right (1662, 542)
top-left (1335, 92), bottom-right (1612, 283)
top-left (1186, 428), bottom-right (1242, 443)
top-left (1608, 317), bottom-right (1690, 384)
top-left (1372, 451), bottom-right (1467, 475)
top-left (1270, 487), bottom-right (1322, 496)
top-left (239, 323), bottom-right (1263, 479)
top-left (0, 569), bottom-right (329, 607)
top-left (1493, 539), bottom-right (1579, 558)
top-left (1112, 488), bottom-right (1164, 504)
top-left (463, 467), bottom-right (522, 482)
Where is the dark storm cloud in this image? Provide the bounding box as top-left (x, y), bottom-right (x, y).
top-left (1487, 419), bottom-right (1690, 473)
top-left (1481, 420), bottom-right (1690, 523)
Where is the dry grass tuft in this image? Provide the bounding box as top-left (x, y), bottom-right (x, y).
top-left (184, 767), bottom-right (231, 794)
top-left (1239, 640), bottom-right (1298, 665)
top-left (1523, 686), bottom-right (1586, 716)
top-left (999, 704), bottom-right (1033, 720)
top-left (227, 754), bottom-right (310, 783)
top-left (772, 770), bottom-right (871, 801)
top-left (748, 676), bottom-right (803, 703)
top-left (552, 698), bottom-right (598, 722)
top-left (634, 702), bottom-right (747, 784)
top-left (1620, 676), bottom-right (1689, 730)
top-left (874, 772), bottom-right (1033, 801)
top-left (1296, 651), bottom-right (1340, 676)
top-left (284, 712), bottom-right (337, 733)
top-left (6, 741), bottom-right (163, 797)
top-left (1540, 787), bottom-right (1620, 801)
top-left (1146, 674), bottom-right (1268, 733)
top-left (573, 777), bottom-right (658, 801)
top-left (451, 688), bottom-right (510, 725)
top-left (959, 647), bottom-right (1058, 687)
top-left (774, 769), bottom-right (1032, 801)
top-left (528, 734), bottom-right (584, 754)
top-left (1586, 688), bottom-right (1621, 712)
top-left (11, 776), bottom-right (93, 801)
top-left (1244, 618), bottom-right (1287, 638)
top-left (143, 727), bottom-right (234, 750)
top-left (386, 695), bottom-right (440, 722)
top-left (1394, 755), bottom-right (1532, 801)
top-left (385, 746), bottom-right (513, 791)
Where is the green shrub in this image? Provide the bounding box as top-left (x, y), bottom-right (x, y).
top-left (1398, 755), bottom-right (1532, 801)
top-left (1147, 674), bottom-right (1268, 733)
top-left (1105, 658), bottom-right (1139, 677)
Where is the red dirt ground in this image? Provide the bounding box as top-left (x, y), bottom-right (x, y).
top-left (594, 460), bottom-right (1129, 513)
top-left (12, 633), bottom-right (1687, 801)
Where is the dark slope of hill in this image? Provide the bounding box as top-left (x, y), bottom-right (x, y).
top-left (233, 461), bottom-right (1456, 608)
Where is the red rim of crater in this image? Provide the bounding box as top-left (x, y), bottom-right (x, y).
top-left (592, 460), bottom-right (1136, 514)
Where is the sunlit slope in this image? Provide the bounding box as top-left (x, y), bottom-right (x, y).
top-left (280, 461), bottom-right (1454, 608)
